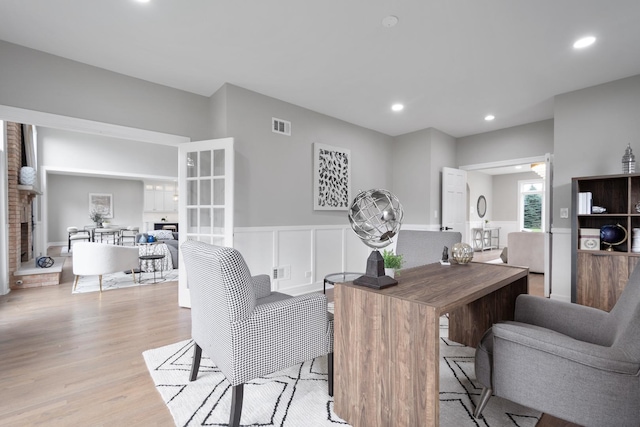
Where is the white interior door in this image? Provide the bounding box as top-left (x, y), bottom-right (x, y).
top-left (543, 153), bottom-right (553, 297)
top-left (178, 138), bottom-right (234, 308)
top-left (442, 167), bottom-right (467, 241)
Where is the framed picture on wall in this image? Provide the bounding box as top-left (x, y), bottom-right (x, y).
top-left (89, 193), bottom-right (113, 218)
top-left (313, 143), bottom-right (351, 211)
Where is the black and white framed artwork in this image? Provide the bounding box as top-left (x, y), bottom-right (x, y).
top-left (313, 143), bottom-right (351, 210)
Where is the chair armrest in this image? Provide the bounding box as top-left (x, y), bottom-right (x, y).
top-left (251, 274), bottom-right (272, 299)
top-left (514, 294), bottom-right (611, 344)
top-left (229, 293), bottom-right (332, 384)
top-left (493, 322), bottom-right (640, 375)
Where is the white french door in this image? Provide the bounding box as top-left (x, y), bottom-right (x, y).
top-left (442, 167), bottom-right (467, 241)
top-left (543, 153), bottom-right (553, 297)
top-left (178, 138), bottom-right (234, 308)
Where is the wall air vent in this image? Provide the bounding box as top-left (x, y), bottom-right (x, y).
top-left (272, 117), bottom-right (291, 136)
top-left (272, 265), bottom-right (291, 280)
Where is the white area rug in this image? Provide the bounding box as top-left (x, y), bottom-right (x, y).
top-left (59, 246), bottom-right (73, 257)
top-left (72, 269), bottom-right (178, 293)
top-left (143, 317), bottom-right (540, 426)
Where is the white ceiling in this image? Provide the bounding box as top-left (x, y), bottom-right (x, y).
top-left (1, 0), bottom-right (639, 138)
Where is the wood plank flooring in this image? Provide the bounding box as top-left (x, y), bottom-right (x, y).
top-left (0, 249), bottom-right (190, 426)
top-left (0, 246), bottom-right (578, 426)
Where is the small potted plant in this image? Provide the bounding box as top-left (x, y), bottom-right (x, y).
top-left (382, 249), bottom-right (403, 278)
top-left (89, 209), bottom-right (104, 227)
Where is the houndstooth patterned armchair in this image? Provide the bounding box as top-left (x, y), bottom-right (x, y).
top-left (181, 240), bottom-right (334, 427)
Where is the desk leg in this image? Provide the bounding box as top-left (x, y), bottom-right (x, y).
top-left (335, 285), bottom-right (441, 426)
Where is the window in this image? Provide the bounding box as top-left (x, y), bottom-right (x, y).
top-left (518, 179), bottom-right (544, 231)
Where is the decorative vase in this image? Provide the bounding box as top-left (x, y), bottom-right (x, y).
top-left (451, 243), bottom-right (474, 264)
top-left (19, 166), bottom-right (36, 185)
top-left (139, 235), bottom-right (147, 244)
top-left (385, 268), bottom-right (395, 278)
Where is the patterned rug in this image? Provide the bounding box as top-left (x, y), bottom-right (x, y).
top-left (72, 269), bottom-right (179, 293)
top-left (143, 318), bottom-right (541, 426)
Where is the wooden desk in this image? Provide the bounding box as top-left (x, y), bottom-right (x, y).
top-left (334, 262), bottom-right (528, 427)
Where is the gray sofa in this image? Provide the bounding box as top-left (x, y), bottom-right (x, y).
top-left (395, 230), bottom-right (462, 268)
top-left (135, 231), bottom-right (179, 267)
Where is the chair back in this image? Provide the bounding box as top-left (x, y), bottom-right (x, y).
top-left (72, 242), bottom-right (139, 275)
top-left (181, 240), bottom-right (257, 373)
top-left (396, 230), bottom-right (462, 268)
top-left (607, 263), bottom-right (640, 358)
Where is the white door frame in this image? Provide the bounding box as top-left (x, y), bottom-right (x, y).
top-left (460, 154), bottom-right (552, 296)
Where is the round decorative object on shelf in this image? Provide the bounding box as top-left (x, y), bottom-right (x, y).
top-left (36, 256), bottom-right (54, 268)
top-left (600, 224), bottom-right (627, 251)
top-left (19, 166), bottom-right (36, 185)
top-left (451, 243), bottom-right (474, 264)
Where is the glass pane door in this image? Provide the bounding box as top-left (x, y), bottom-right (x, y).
top-left (178, 138), bottom-right (234, 307)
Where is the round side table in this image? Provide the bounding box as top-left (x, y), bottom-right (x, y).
top-left (323, 272), bottom-right (363, 294)
top-left (139, 254), bottom-right (165, 284)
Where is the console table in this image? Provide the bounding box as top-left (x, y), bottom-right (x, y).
top-left (333, 262), bottom-right (528, 427)
top-left (471, 226), bottom-right (500, 251)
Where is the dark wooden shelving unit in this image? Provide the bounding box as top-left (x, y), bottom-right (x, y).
top-left (571, 173), bottom-right (640, 311)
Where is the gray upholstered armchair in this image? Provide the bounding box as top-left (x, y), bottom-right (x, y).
top-left (396, 230), bottom-right (462, 268)
top-left (181, 240), bottom-right (334, 427)
top-left (474, 263), bottom-right (640, 427)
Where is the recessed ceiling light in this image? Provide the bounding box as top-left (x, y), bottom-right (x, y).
top-left (515, 165), bottom-right (522, 169)
top-left (573, 36), bottom-right (596, 49)
top-left (484, 115), bottom-right (495, 121)
top-left (136, 0), bottom-right (151, 3)
top-left (382, 15), bottom-right (399, 28)
top-left (391, 103), bottom-right (404, 112)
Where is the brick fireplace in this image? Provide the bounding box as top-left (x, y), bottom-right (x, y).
top-left (7, 121), bottom-right (61, 289)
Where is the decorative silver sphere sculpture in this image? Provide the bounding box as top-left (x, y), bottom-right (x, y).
top-left (348, 189), bottom-right (404, 289)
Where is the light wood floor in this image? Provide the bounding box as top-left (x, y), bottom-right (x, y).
top-left (0, 247), bottom-right (190, 426)
top-left (0, 246), bottom-right (575, 426)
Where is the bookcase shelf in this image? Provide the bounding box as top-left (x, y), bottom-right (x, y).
top-left (571, 173), bottom-right (640, 311)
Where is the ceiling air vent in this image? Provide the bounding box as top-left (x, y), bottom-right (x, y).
top-left (272, 117), bottom-right (291, 136)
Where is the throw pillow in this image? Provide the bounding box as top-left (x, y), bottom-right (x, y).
top-left (500, 247), bottom-right (508, 263)
top-left (149, 230), bottom-right (174, 240)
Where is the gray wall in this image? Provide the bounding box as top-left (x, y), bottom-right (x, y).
top-left (391, 127), bottom-right (457, 225)
top-left (392, 129), bottom-right (430, 225)
top-left (554, 74), bottom-right (640, 229)
top-left (457, 119), bottom-right (554, 167)
top-left (0, 40), bottom-right (212, 141)
top-left (38, 127), bottom-right (178, 178)
top-left (48, 175), bottom-right (144, 242)
top-left (492, 171), bottom-right (540, 221)
top-left (467, 171), bottom-right (493, 222)
top-left (430, 129), bottom-right (458, 224)
top-left (221, 84), bottom-right (394, 227)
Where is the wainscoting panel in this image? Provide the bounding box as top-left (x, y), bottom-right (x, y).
top-left (234, 230), bottom-right (274, 282)
top-left (345, 230), bottom-right (370, 273)
top-left (314, 228), bottom-right (345, 284)
top-left (277, 229), bottom-right (313, 293)
top-left (235, 225), bottom-right (371, 296)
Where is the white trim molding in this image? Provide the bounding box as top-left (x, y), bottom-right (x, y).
top-left (0, 104), bottom-right (190, 146)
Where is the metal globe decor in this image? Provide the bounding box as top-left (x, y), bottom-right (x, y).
top-left (348, 189), bottom-right (404, 289)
